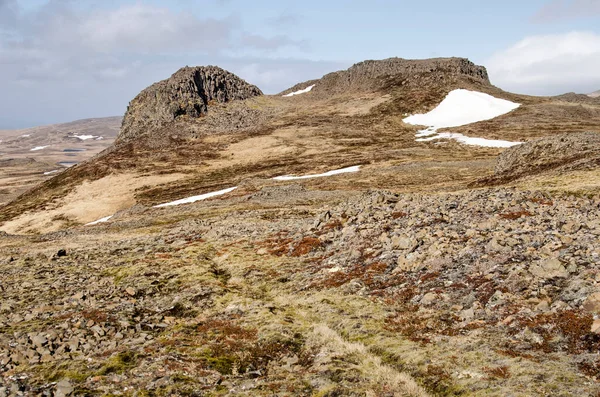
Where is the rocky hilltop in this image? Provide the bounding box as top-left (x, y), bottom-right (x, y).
top-left (589, 90), bottom-right (600, 98)
top-left (476, 131), bottom-right (600, 184)
top-left (281, 57), bottom-right (490, 96)
top-left (118, 66), bottom-right (262, 143)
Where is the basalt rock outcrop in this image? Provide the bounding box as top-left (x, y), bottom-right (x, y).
top-left (495, 131), bottom-right (600, 175)
top-left (477, 132), bottom-right (600, 185)
top-left (281, 57), bottom-right (490, 97)
top-left (118, 66), bottom-right (262, 143)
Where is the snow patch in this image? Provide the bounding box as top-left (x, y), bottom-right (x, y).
top-left (417, 133), bottom-right (521, 148)
top-left (71, 134), bottom-right (98, 141)
top-left (30, 146), bottom-right (50, 151)
top-left (404, 89), bottom-right (522, 148)
top-left (85, 215), bottom-right (113, 226)
top-left (43, 170), bottom-right (60, 175)
top-left (283, 84), bottom-right (315, 97)
top-left (154, 187), bottom-right (238, 208)
top-left (21, 134), bottom-right (31, 138)
top-left (273, 166), bottom-right (361, 181)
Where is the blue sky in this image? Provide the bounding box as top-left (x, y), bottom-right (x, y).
top-left (1, 0), bottom-right (600, 128)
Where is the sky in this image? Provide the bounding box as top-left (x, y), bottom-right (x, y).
top-left (0, 0), bottom-right (599, 129)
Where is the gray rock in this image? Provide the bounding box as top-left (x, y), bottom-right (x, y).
top-left (55, 379), bottom-right (73, 397)
top-left (118, 66), bottom-right (263, 143)
top-left (491, 131), bottom-right (600, 182)
top-left (529, 258), bottom-right (568, 279)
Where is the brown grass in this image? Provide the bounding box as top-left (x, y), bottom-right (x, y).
top-left (483, 366), bottom-right (511, 380)
top-left (499, 210), bottom-right (533, 220)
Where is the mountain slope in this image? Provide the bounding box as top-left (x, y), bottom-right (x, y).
top-left (1, 57), bottom-right (599, 232)
top-left (2, 57), bottom-right (600, 396)
top-left (590, 90), bottom-right (600, 98)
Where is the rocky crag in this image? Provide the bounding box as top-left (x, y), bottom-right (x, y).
top-left (118, 66), bottom-right (263, 143)
top-left (281, 57), bottom-right (490, 96)
top-left (479, 131), bottom-right (600, 184)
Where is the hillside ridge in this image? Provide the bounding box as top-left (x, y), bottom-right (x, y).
top-left (118, 66), bottom-right (263, 144)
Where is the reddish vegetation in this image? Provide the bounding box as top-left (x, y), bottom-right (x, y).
top-left (529, 197), bottom-right (554, 206)
top-left (258, 232), bottom-right (324, 257)
top-left (512, 309), bottom-right (599, 354)
top-left (499, 211), bottom-right (533, 220)
top-left (291, 237), bottom-right (323, 257)
top-left (391, 211), bottom-right (408, 219)
top-left (484, 366), bottom-right (511, 380)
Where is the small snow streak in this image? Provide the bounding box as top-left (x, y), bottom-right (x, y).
top-left (71, 135), bottom-right (98, 141)
top-left (283, 84), bottom-right (315, 97)
top-left (31, 145), bottom-right (50, 151)
top-left (273, 166), bottom-right (361, 181)
top-left (85, 215), bottom-right (113, 226)
top-left (154, 187), bottom-right (238, 208)
top-left (417, 133), bottom-right (521, 148)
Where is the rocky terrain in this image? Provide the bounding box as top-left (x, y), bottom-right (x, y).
top-left (589, 90), bottom-right (600, 98)
top-left (1, 58), bottom-right (600, 396)
top-left (478, 131), bottom-right (600, 185)
top-left (118, 66), bottom-right (262, 144)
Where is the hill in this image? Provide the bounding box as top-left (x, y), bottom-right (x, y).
top-left (1, 58), bottom-right (600, 396)
top-left (0, 117), bottom-right (120, 205)
top-left (590, 90), bottom-right (600, 98)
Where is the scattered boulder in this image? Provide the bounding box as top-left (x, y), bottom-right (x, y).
top-left (55, 379), bottom-right (73, 397)
top-left (529, 258), bottom-right (569, 279)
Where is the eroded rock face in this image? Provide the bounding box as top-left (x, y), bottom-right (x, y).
top-left (282, 57), bottom-right (490, 96)
top-left (118, 66), bottom-right (262, 143)
top-left (494, 131), bottom-right (600, 178)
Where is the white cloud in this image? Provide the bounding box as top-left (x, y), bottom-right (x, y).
top-left (532, 0), bottom-right (600, 22)
top-left (486, 31), bottom-right (600, 95)
top-left (79, 5), bottom-right (234, 53)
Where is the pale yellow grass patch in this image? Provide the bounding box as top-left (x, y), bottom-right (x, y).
top-left (0, 172), bottom-right (185, 234)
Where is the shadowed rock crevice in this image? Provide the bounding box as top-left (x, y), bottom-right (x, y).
top-left (118, 66), bottom-right (263, 144)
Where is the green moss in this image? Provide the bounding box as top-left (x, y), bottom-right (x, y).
top-left (96, 351), bottom-right (138, 376)
top-left (37, 361), bottom-right (93, 383)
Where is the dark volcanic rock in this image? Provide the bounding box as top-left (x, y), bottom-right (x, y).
top-left (492, 131), bottom-right (600, 180)
top-left (495, 131), bottom-right (600, 174)
top-left (281, 57), bottom-right (490, 96)
top-left (118, 66), bottom-right (262, 143)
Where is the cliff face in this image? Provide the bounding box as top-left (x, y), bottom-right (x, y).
top-left (281, 57), bottom-right (490, 96)
top-left (118, 66), bottom-right (262, 143)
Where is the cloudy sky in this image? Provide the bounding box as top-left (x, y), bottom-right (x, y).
top-left (1, 0), bottom-right (599, 129)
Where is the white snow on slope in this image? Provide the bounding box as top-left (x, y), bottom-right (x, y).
top-left (71, 134), bottom-right (98, 141)
top-left (403, 89), bottom-right (522, 147)
top-left (417, 132), bottom-right (521, 148)
top-left (85, 215), bottom-right (113, 226)
top-left (154, 187), bottom-right (238, 208)
top-left (31, 146), bottom-right (50, 151)
top-left (43, 170), bottom-right (60, 175)
top-left (283, 85), bottom-right (315, 97)
top-left (273, 166), bottom-right (361, 181)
